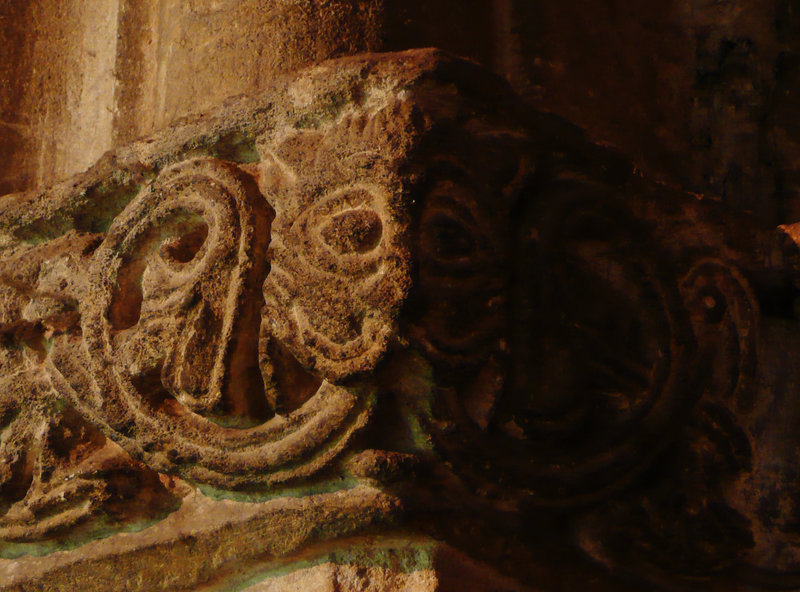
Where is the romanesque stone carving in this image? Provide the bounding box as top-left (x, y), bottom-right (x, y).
top-left (62, 156), bottom-right (374, 491)
top-left (2, 49), bottom-right (800, 591)
top-left (262, 107), bottom-right (414, 381)
top-left (0, 51), bottom-right (531, 588)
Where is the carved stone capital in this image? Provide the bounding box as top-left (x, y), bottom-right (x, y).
top-left (2, 49), bottom-right (800, 591)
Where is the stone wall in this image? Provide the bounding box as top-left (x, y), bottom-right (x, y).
top-left (0, 0), bottom-right (384, 192)
top-left (4, 1), bottom-right (800, 224)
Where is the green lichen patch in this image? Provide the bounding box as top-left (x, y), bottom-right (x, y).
top-left (0, 501), bottom-right (182, 560)
top-left (231, 537), bottom-right (439, 591)
top-left (295, 88), bottom-right (355, 130)
top-left (211, 131), bottom-right (261, 164)
top-left (13, 177), bottom-right (144, 243)
top-left (197, 474), bottom-right (361, 505)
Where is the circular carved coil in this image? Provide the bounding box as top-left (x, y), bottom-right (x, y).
top-left (409, 163), bottom-right (510, 369)
top-left (679, 259), bottom-right (758, 411)
top-left (52, 158), bottom-right (371, 490)
top-left (420, 178), bottom-right (699, 506)
top-left (263, 183), bottom-right (410, 380)
top-left (503, 182), bottom-right (697, 503)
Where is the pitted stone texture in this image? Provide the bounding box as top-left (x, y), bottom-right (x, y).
top-left (0, 50), bottom-right (532, 547)
top-left (3, 49), bottom-right (800, 591)
top-left (0, 487), bottom-right (400, 592)
top-left (239, 540), bottom-right (533, 592)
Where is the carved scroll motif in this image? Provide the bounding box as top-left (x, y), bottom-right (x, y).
top-left (0, 72), bottom-right (429, 501)
top-left (0, 58), bottom-right (443, 551)
top-left (0, 371), bottom-right (178, 544)
top-left (679, 258), bottom-right (759, 412)
top-left (261, 103), bottom-right (414, 381)
top-left (1, 50), bottom-right (800, 591)
top-left (39, 157), bottom-right (375, 491)
top-left (503, 180), bottom-right (698, 503)
top-left (404, 169), bottom-right (701, 507)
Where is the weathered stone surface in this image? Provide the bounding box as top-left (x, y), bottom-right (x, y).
top-left (0, 487), bottom-right (399, 591)
top-left (237, 539), bottom-right (532, 592)
top-left (3, 47), bottom-right (800, 591)
top-left (0, 49), bottom-right (535, 589)
top-left (0, 0), bottom-right (384, 193)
